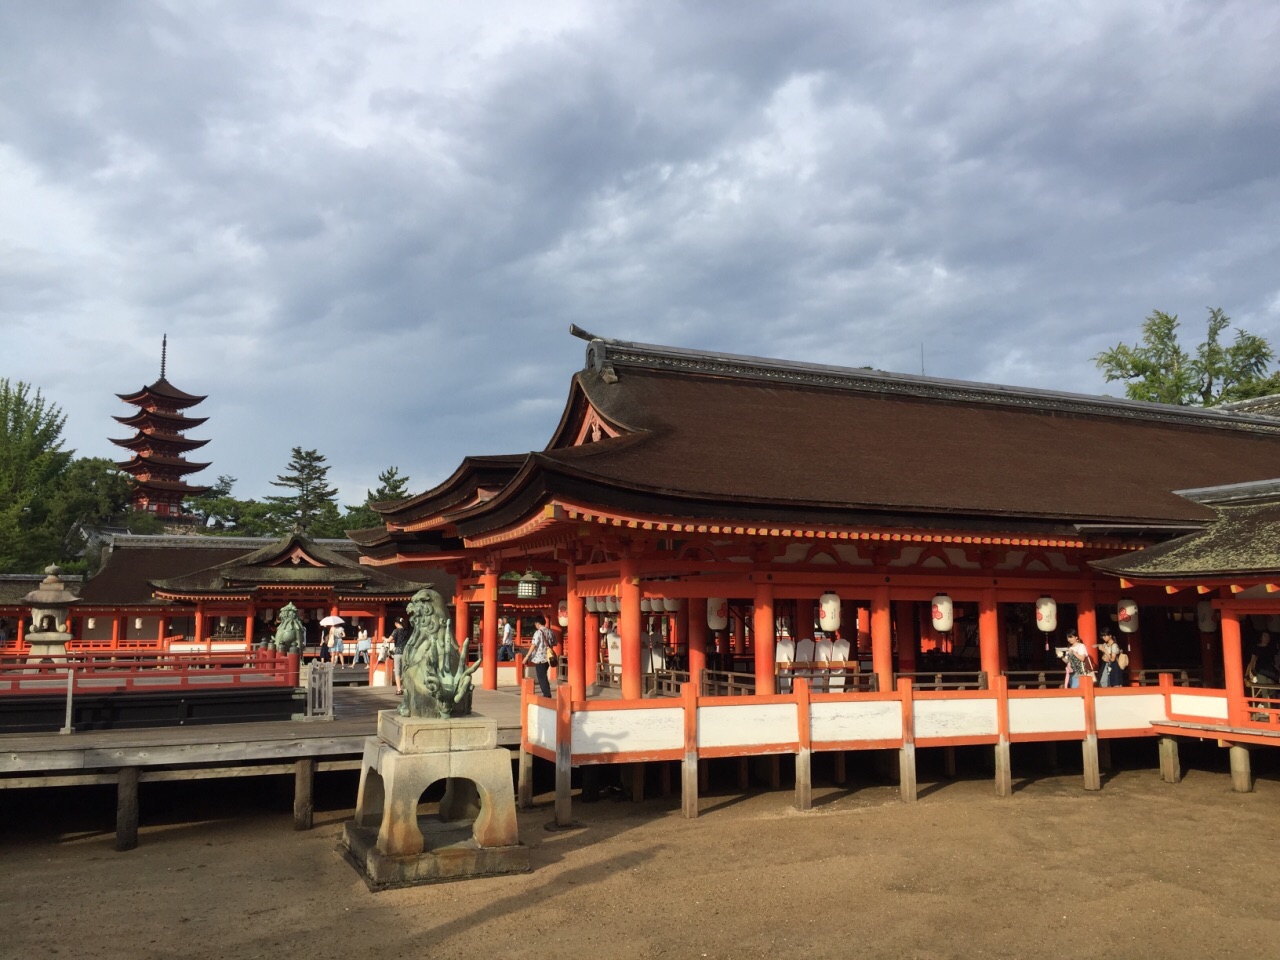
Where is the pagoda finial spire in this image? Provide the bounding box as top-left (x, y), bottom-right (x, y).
top-left (161, 334), bottom-right (168, 380)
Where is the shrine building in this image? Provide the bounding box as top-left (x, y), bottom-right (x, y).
top-left (352, 327), bottom-right (1280, 801)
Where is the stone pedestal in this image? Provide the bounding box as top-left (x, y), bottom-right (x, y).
top-left (341, 712), bottom-right (529, 890)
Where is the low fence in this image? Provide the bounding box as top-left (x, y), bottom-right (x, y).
top-left (0, 650), bottom-right (300, 697)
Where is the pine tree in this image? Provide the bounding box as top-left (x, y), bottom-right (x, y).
top-left (265, 447), bottom-right (339, 535)
top-left (341, 466), bottom-right (412, 531)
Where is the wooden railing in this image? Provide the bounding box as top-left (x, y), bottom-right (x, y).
top-left (895, 670), bottom-right (987, 691)
top-left (776, 661), bottom-right (876, 693)
top-left (0, 650), bottom-right (299, 696)
top-left (1134, 668), bottom-right (1201, 687)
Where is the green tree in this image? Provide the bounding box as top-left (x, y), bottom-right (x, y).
top-left (43, 457), bottom-right (134, 556)
top-left (341, 466), bottom-right (412, 531)
top-left (1095, 308), bottom-right (1280, 406)
top-left (265, 447), bottom-right (339, 535)
top-left (0, 379), bottom-right (74, 571)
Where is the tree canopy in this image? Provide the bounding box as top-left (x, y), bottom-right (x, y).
top-left (1095, 308), bottom-right (1280, 406)
top-left (342, 466), bottom-right (412, 531)
top-left (264, 447), bottom-right (342, 536)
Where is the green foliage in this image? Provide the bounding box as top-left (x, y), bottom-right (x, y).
top-left (1095, 308), bottom-right (1280, 406)
top-left (0, 379), bottom-right (74, 571)
top-left (342, 465), bottom-right (412, 532)
top-left (265, 447), bottom-right (340, 535)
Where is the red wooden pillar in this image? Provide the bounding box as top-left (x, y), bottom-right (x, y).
top-left (244, 608), bottom-right (255, 646)
top-left (894, 601), bottom-right (916, 673)
top-left (1077, 589), bottom-right (1098, 664)
top-left (454, 587), bottom-right (467, 648)
top-left (871, 587), bottom-right (892, 693)
top-left (584, 607), bottom-right (600, 687)
top-left (482, 568), bottom-right (499, 690)
top-left (753, 581), bottom-right (776, 695)
top-left (688, 598), bottom-right (708, 680)
top-left (194, 607), bottom-right (205, 644)
top-left (732, 610), bottom-right (746, 656)
top-left (620, 557), bottom-right (642, 700)
top-left (979, 588), bottom-right (1000, 683)
top-left (567, 569), bottom-right (586, 700)
top-left (1221, 606), bottom-right (1245, 726)
top-left (111, 615), bottom-right (121, 649)
top-left (856, 606), bottom-right (871, 655)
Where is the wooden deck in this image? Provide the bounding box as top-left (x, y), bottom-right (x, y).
top-left (0, 684), bottom-right (528, 785)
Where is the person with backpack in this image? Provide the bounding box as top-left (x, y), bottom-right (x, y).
top-left (523, 613), bottom-right (558, 697)
top-left (1097, 630), bottom-right (1122, 687)
top-left (1062, 630), bottom-right (1096, 689)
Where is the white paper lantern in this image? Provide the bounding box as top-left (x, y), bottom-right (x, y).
top-left (558, 600), bottom-right (569, 628)
top-left (663, 598), bottom-right (681, 612)
top-left (707, 597), bottom-right (729, 631)
top-left (1035, 596), bottom-right (1057, 633)
top-left (87, 617), bottom-right (96, 629)
top-left (1117, 598), bottom-right (1139, 634)
top-left (818, 592), bottom-right (841, 633)
top-left (585, 597), bottom-right (598, 613)
top-left (1196, 600), bottom-right (1215, 633)
top-left (605, 595), bottom-right (619, 614)
top-left (135, 617), bottom-right (143, 630)
top-left (931, 594), bottom-right (954, 632)
top-left (640, 597), bottom-right (652, 613)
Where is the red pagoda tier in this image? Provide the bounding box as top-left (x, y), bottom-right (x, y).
top-left (110, 338), bottom-right (211, 517)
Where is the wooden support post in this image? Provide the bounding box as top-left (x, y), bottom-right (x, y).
top-left (482, 567), bottom-right (499, 691)
top-left (554, 684), bottom-right (572, 826)
top-left (1098, 739), bottom-right (1112, 772)
top-left (697, 759), bottom-right (710, 794)
top-left (517, 747), bottom-right (534, 809)
top-left (1229, 744), bottom-right (1253, 793)
top-left (1158, 736), bottom-right (1181, 784)
top-left (620, 557), bottom-right (642, 700)
top-left (753, 581), bottom-right (776, 696)
top-left (834, 750), bottom-right (847, 786)
top-left (737, 757), bottom-right (749, 790)
top-left (629, 762), bottom-right (645, 803)
top-left (978, 588), bottom-right (1000, 686)
top-left (293, 756), bottom-right (315, 830)
top-left (768, 756), bottom-right (781, 791)
top-left (994, 676), bottom-right (1012, 798)
top-left (898, 677), bottom-right (917, 802)
top-left (567, 567), bottom-right (586, 701)
top-left (1221, 608), bottom-right (1246, 727)
top-left (943, 746), bottom-right (957, 779)
top-left (872, 587), bottom-right (893, 695)
top-left (681, 681), bottom-right (699, 818)
top-left (1082, 676), bottom-right (1101, 791)
top-left (659, 762), bottom-right (672, 798)
top-left (115, 766), bottom-right (139, 852)
top-left (794, 678), bottom-right (812, 812)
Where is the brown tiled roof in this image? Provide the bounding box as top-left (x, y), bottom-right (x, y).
top-left (406, 331), bottom-right (1280, 545)
top-left (116, 376), bottom-right (206, 407)
top-left (1092, 482), bottom-right (1280, 580)
top-left (80, 543), bottom-right (249, 605)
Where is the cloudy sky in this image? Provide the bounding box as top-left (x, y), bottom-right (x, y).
top-left (4, 1), bottom-right (1279, 508)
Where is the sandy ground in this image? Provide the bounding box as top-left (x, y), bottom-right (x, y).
top-left (2, 742), bottom-right (1279, 960)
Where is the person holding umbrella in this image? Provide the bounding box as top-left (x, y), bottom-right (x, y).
top-left (320, 615), bottom-right (346, 666)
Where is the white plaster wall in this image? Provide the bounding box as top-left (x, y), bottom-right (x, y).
top-left (914, 698), bottom-right (998, 739)
top-left (526, 703), bottom-right (556, 750)
top-left (699, 703), bottom-right (797, 749)
top-left (810, 700), bottom-right (901, 743)
top-left (1095, 694), bottom-right (1164, 730)
top-left (1170, 692), bottom-right (1228, 720)
top-left (1009, 696), bottom-right (1085, 734)
top-left (572, 708), bottom-right (683, 755)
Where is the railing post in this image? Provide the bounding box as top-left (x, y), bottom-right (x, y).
top-left (994, 675), bottom-right (1012, 797)
top-left (1081, 675), bottom-right (1101, 791)
top-left (681, 681), bottom-right (700, 819)
top-left (898, 678), bottom-right (916, 802)
top-left (518, 679), bottom-right (534, 809)
top-left (794, 678), bottom-right (813, 811)
top-left (60, 667), bottom-right (75, 735)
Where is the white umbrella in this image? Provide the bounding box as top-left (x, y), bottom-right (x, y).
top-left (319, 615), bottom-right (345, 627)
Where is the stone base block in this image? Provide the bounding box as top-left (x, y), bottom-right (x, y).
top-left (342, 820), bottom-right (529, 891)
top-left (377, 712), bottom-right (497, 754)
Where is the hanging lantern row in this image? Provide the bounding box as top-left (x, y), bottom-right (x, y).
top-left (932, 593), bottom-right (954, 632)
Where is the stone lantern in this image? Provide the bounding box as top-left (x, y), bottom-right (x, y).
top-left (22, 565), bottom-right (80, 661)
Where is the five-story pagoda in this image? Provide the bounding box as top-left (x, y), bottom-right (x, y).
top-left (111, 336), bottom-right (211, 518)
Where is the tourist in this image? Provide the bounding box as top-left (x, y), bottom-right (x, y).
top-left (523, 613), bottom-right (557, 697)
top-left (1245, 631), bottom-right (1278, 685)
top-left (498, 616), bottom-right (515, 661)
top-left (329, 623), bottom-right (346, 666)
top-left (1097, 630), bottom-right (1122, 687)
top-left (355, 626), bottom-right (371, 664)
top-left (1062, 630), bottom-right (1095, 688)
top-left (388, 617), bottom-right (409, 694)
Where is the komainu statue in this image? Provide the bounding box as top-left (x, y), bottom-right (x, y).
top-left (399, 587), bottom-right (482, 718)
top-left (272, 602), bottom-right (307, 655)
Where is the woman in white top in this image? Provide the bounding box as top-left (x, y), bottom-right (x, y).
top-left (523, 613), bottom-right (557, 697)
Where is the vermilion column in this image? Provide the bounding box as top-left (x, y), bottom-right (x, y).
top-left (584, 607), bottom-right (600, 688)
top-left (979, 588), bottom-right (1000, 684)
top-left (1077, 589), bottom-right (1098, 664)
top-left (1221, 607), bottom-right (1245, 726)
top-left (567, 569), bottom-right (586, 700)
top-left (455, 588), bottom-right (467, 648)
top-left (753, 582), bottom-right (776, 695)
top-left (688, 598), bottom-right (708, 681)
top-left (856, 607), bottom-right (871, 655)
top-left (620, 557), bottom-right (642, 700)
top-left (871, 586), bottom-right (892, 693)
top-left (894, 602), bottom-right (916, 672)
top-left (482, 568), bottom-right (499, 690)
top-left (733, 610), bottom-right (746, 656)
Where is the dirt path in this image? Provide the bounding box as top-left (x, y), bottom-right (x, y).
top-left (3, 751), bottom-right (1278, 960)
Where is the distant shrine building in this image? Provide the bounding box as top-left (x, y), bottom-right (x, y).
top-left (111, 336), bottom-right (211, 518)
top-left (352, 328), bottom-right (1280, 794)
